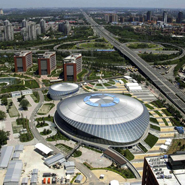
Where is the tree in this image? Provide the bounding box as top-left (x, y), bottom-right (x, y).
top-left (20, 99), bottom-right (29, 110)
top-left (0, 110), bottom-right (6, 120)
top-left (1, 97), bottom-right (8, 106)
top-left (0, 130), bottom-right (9, 148)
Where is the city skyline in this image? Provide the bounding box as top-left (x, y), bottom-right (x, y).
top-left (1, 0), bottom-right (185, 9)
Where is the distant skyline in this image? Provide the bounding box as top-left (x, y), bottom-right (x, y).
top-left (1, 0), bottom-right (185, 9)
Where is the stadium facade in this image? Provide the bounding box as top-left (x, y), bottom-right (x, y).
top-left (54, 93), bottom-right (150, 146)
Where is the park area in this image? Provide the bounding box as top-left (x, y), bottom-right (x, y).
top-left (37, 103), bottom-right (55, 115)
top-left (6, 99), bottom-right (20, 117)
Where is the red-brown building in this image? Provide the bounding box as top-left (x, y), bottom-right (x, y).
top-left (14, 51), bottom-right (32, 72)
top-left (38, 52), bottom-right (56, 75)
top-left (63, 53), bottom-right (82, 81)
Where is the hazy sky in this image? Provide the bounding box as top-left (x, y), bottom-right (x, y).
top-left (1, 0), bottom-right (185, 9)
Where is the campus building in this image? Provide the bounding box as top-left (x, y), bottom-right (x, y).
top-left (105, 14), bottom-right (118, 23)
top-left (63, 53), bottom-right (82, 81)
top-left (142, 153), bottom-right (185, 185)
top-left (54, 93), bottom-right (150, 146)
top-left (38, 52), bottom-right (56, 75)
top-left (14, 51), bottom-right (32, 72)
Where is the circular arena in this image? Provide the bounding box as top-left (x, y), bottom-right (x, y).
top-left (48, 83), bottom-right (79, 100)
top-left (54, 93), bottom-right (150, 146)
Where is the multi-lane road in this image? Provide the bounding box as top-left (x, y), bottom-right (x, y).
top-left (82, 10), bottom-right (185, 115)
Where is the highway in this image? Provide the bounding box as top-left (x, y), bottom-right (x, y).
top-left (82, 10), bottom-right (185, 115)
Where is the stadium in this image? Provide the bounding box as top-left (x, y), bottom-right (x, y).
top-left (48, 83), bottom-right (79, 100)
top-left (54, 93), bottom-right (150, 146)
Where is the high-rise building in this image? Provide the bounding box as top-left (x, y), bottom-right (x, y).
top-left (119, 17), bottom-right (124, 23)
top-left (177, 12), bottom-right (183, 23)
top-left (38, 52), bottom-right (56, 75)
top-left (0, 9), bottom-right (4, 15)
top-left (63, 54), bottom-right (82, 81)
top-left (22, 19), bottom-right (28, 28)
top-left (40, 19), bottom-right (46, 33)
top-left (58, 21), bottom-right (71, 35)
top-left (28, 23), bottom-right (37, 40)
top-left (147, 11), bottom-right (152, 21)
top-left (21, 22), bottom-right (41, 41)
top-left (14, 51), bottom-right (32, 72)
top-left (142, 153), bottom-right (185, 185)
top-left (163, 11), bottom-right (167, 24)
top-left (4, 21), bottom-right (14, 41)
top-left (104, 14), bottom-right (118, 23)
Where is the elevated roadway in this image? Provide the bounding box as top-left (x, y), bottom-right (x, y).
top-left (82, 10), bottom-right (185, 114)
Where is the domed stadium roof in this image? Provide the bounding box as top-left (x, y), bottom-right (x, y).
top-left (56, 93), bottom-right (149, 144)
top-left (48, 83), bottom-right (79, 100)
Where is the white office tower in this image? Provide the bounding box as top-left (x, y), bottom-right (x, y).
top-left (28, 22), bottom-right (37, 40)
top-left (22, 19), bottom-right (28, 28)
top-left (4, 22), bottom-right (14, 41)
top-left (4, 20), bottom-right (10, 26)
top-left (40, 19), bottom-right (46, 33)
top-left (36, 25), bottom-right (41, 36)
top-left (21, 27), bottom-right (29, 41)
top-left (163, 11), bottom-right (167, 24)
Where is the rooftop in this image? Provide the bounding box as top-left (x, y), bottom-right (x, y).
top-left (38, 52), bottom-right (55, 59)
top-left (3, 160), bottom-right (23, 183)
top-left (44, 153), bottom-right (65, 166)
top-left (0, 146), bottom-right (14, 168)
top-left (64, 53), bottom-right (81, 63)
top-left (145, 156), bottom-right (185, 185)
top-left (14, 51), bottom-right (31, 57)
top-left (170, 154), bottom-right (185, 161)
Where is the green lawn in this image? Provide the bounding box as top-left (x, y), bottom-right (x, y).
top-left (138, 143), bottom-right (148, 153)
top-left (47, 131), bottom-right (69, 141)
top-left (25, 80), bottom-right (39, 89)
top-left (37, 103), bottom-right (55, 115)
top-left (77, 69), bottom-right (88, 81)
top-left (114, 148), bottom-right (134, 161)
top-left (150, 117), bottom-right (159, 124)
top-left (150, 124), bottom-right (160, 131)
top-left (6, 99), bottom-right (20, 117)
top-left (145, 104), bottom-right (154, 110)
top-left (12, 121), bottom-right (23, 134)
top-left (42, 80), bottom-right (51, 87)
top-left (44, 94), bottom-right (52, 101)
top-left (144, 134), bottom-right (158, 148)
top-left (154, 111), bottom-right (163, 116)
top-left (31, 92), bottom-right (40, 103)
top-left (162, 109), bottom-right (172, 116)
top-left (162, 118), bottom-right (168, 126)
top-left (36, 116), bottom-right (54, 122)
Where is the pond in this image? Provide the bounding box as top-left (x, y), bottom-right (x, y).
top-left (0, 77), bottom-right (21, 86)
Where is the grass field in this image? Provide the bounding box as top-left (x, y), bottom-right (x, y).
top-left (162, 118), bottom-right (168, 126)
top-left (145, 104), bottom-right (154, 110)
top-left (150, 117), bottom-right (159, 124)
top-left (30, 92), bottom-right (40, 103)
top-left (12, 121), bottom-right (23, 133)
top-left (6, 99), bottom-right (20, 117)
top-left (167, 139), bottom-right (185, 154)
top-left (37, 103), bottom-right (55, 115)
top-left (25, 80), bottom-right (39, 89)
top-left (144, 134), bottom-right (158, 148)
top-left (150, 124), bottom-right (160, 131)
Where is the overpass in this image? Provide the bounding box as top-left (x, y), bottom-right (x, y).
top-left (82, 10), bottom-right (185, 115)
